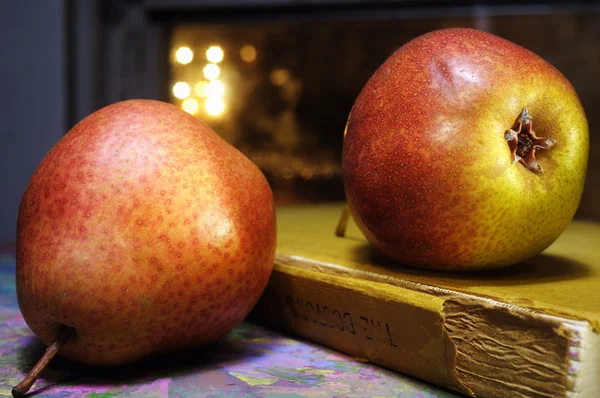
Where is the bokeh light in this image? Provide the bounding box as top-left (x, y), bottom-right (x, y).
top-left (172, 82), bottom-right (191, 99)
top-left (206, 80), bottom-right (225, 97)
top-left (194, 81), bottom-right (209, 97)
top-left (203, 64), bottom-right (221, 80)
top-left (205, 97), bottom-right (225, 116)
top-left (270, 68), bottom-right (290, 86)
top-left (240, 45), bottom-right (257, 63)
top-left (175, 47), bottom-right (193, 64)
top-left (181, 98), bottom-right (199, 114)
top-left (206, 46), bottom-right (224, 63)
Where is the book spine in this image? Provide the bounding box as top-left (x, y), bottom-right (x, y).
top-left (250, 259), bottom-right (577, 398)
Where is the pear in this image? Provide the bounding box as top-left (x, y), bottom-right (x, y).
top-left (13, 100), bottom-right (276, 395)
top-left (342, 28), bottom-right (588, 270)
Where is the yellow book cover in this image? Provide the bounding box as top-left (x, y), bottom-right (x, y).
top-left (251, 203), bottom-right (600, 398)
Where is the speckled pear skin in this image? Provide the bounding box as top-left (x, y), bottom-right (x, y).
top-left (343, 28), bottom-right (589, 271)
top-left (16, 100), bottom-right (276, 365)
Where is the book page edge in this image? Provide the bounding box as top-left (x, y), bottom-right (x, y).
top-left (276, 253), bottom-right (599, 396)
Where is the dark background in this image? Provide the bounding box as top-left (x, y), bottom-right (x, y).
top-left (1, 0), bottom-right (599, 243)
top-left (1, 1), bottom-right (67, 243)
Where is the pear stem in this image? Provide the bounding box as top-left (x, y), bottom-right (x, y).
top-left (12, 325), bottom-right (75, 398)
top-left (335, 203), bottom-right (351, 237)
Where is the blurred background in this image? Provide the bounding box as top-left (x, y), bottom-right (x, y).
top-left (1, 0), bottom-right (599, 243)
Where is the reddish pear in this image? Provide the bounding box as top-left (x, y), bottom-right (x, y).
top-left (343, 28), bottom-right (588, 270)
top-left (14, 100), bottom-right (276, 394)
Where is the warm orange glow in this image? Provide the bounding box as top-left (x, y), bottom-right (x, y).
top-left (194, 81), bottom-right (209, 97)
top-left (270, 68), bottom-right (290, 86)
top-left (206, 46), bottom-right (224, 63)
top-left (175, 47), bottom-right (193, 64)
top-left (172, 82), bottom-right (191, 99)
top-left (240, 45), bottom-right (257, 63)
top-left (206, 80), bottom-right (225, 97)
top-left (181, 98), bottom-right (199, 114)
top-left (205, 97), bottom-right (225, 116)
top-left (203, 64), bottom-right (221, 80)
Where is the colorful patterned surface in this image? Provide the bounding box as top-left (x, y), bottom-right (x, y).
top-left (0, 256), bottom-right (459, 397)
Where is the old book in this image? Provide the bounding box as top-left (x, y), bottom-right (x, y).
top-left (250, 203), bottom-right (600, 398)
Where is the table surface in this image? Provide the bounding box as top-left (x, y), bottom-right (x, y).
top-left (0, 252), bottom-right (459, 398)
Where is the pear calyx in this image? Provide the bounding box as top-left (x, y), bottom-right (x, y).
top-left (505, 107), bottom-right (556, 173)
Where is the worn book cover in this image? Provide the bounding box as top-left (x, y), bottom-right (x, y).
top-left (251, 203), bottom-right (600, 398)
